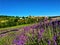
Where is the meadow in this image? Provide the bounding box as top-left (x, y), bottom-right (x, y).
top-left (0, 16), bottom-right (60, 45)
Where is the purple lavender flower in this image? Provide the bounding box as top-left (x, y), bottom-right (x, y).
top-left (37, 28), bottom-right (44, 42)
top-left (49, 21), bottom-right (53, 26)
top-left (55, 20), bottom-right (58, 24)
top-left (13, 37), bottom-right (20, 44)
top-left (40, 28), bottom-right (44, 33)
top-left (31, 24), bottom-right (37, 29)
top-left (53, 35), bottom-right (57, 41)
top-left (48, 40), bottom-right (51, 45)
top-left (54, 40), bottom-right (57, 45)
top-left (13, 33), bottom-right (28, 45)
top-left (13, 39), bottom-right (25, 45)
top-left (59, 22), bottom-right (60, 25)
top-left (38, 28), bottom-right (44, 37)
top-left (53, 35), bottom-right (57, 45)
top-left (24, 26), bottom-right (31, 32)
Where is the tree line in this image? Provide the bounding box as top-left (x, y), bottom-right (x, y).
top-left (0, 15), bottom-right (59, 28)
top-left (0, 15), bottom-right (45, 28)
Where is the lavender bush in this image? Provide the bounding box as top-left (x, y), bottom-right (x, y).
top-left (13, 19), bottom-right (60, 45)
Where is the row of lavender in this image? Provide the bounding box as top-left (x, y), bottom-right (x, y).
top-left (12, 19), bottom-right (60, 45)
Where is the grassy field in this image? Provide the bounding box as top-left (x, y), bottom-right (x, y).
top-left (0, 24), bottom-right (31, 30)
top-left (0, 24), bottom-right (31, 45)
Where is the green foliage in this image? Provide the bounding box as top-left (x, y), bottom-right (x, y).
top-left (0, 15), bottom-right (45, 28)
top-left (1, 15), bottom-right (59, 28)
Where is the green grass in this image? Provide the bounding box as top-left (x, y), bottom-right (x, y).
top-left (0, 32), bottom-right (16, 45)
top-left (0, 24), bottom-right (32, 31)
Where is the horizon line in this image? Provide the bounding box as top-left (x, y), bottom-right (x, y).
top-left (0, 14), bottom-right (60, 17)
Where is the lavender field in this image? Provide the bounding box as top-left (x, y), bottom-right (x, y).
top-left (0, 17), bottom-right (60, 45)
top-left (0, 0), bottom-right (60, 45)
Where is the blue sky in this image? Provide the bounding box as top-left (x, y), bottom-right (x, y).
top-left (0, 0), bottom-right (60, 16)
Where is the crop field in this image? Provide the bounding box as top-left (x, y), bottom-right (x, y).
top-left (0, 17), bottom-right (60, 45)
